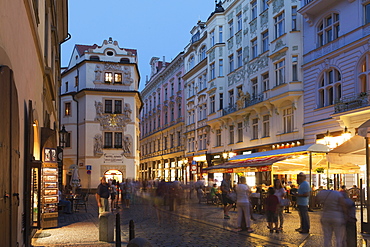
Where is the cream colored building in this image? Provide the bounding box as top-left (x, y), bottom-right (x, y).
top-left (61, 38), bottom-right (142, 189)
top-left (0, 0), bottom-right (68, 245)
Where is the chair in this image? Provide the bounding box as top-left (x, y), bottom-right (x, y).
top-left (74, 193), bottom-right (88, 212)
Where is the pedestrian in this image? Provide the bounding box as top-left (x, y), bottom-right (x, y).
top-left (234, 176), bottom-right (254, 233)
top-left (221, 173), bottom-right (234, 219)
top-left (95, 177), bottom-right (110, 214)
top-left (120, 178), bottom-right (133, 208)
top-left (295, 172), bottom-right (311, 234)
top-left (290, 184), bottom-right (298, 209)
top-left (110, 179), bottom-right (117, 211)
top-left (342, 191), bottom-right (357, 247)
top-left (273, 178), bottom-right (286, 231)
top-left (194, 177), bottom-right (205, 204)
top-left (265, 187), bottom-right (279, 233)
top-left (58, 186), bottom-right (72, 214)
top-left (316, 189), bottom-right (347, 247)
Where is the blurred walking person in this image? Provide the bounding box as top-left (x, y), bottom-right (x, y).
top-left (234, 177), bottom-right (253, 233)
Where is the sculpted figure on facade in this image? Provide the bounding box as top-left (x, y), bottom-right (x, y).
top-left (123, 66), bottom-right (133, 84)
top-left (95, 101), bottom-right (104, 120)
top-left (123, 103), bottom-right (132, 121)
top-left (94, 64), bottom-right (102, 82)
top-left (94, 134), bottom-right (103, 156)
top-left (123, 136), bottom-right (132, 156)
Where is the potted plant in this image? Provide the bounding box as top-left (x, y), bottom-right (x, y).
top-left (314, 167), bottom-right (325, 173)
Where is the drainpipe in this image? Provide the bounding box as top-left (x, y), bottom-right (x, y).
top-left (72, 68), bottom-right (79, 170)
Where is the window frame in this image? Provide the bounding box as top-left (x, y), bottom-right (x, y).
top-left (274, 12), bottom-right (285, 39)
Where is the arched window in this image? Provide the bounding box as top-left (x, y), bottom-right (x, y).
top-left (199, 46), bottom-right (207, 61)
top-left (317, 13), bottom-right (340, 46)
top-left (90, 56), bottom-right (100, 61)
top-left (188, 56), bottom-right (195, 70)
top-left (358, 56), bottom-right (369, 94)
top-left (317, 68), bottom-right (342, 108)
top-left (120, 58), bottom-right (130, 63)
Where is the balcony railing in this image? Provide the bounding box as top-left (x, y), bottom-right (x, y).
top-left (303, 0), bottom-right (315, 6)
top-left (334, 91), bottom-right (370, 113)
top-left (222, 94), bottom-right (265, 116)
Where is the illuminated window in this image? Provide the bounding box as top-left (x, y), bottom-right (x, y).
top-left (64, 102), bottom-right (71, 116)
top-left (114, 73), bottom-right (122, 83)
top-left (105, 72), bottom-right (113, 83)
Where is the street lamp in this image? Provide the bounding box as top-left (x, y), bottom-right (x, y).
top-left (59, 125), bottom-right (68, 148)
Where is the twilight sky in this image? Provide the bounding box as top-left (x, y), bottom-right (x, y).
top-left (61, 0), bottom-right (216, 91)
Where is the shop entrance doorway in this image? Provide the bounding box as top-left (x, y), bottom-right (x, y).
top-left (104, 170), bottom-right (123, 183)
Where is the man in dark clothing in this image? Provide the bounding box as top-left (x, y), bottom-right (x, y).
top-left (96, 177), bottom-right (110, 214)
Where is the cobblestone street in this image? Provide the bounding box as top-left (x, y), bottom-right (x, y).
top-left (31, 193), bottom-right (368, 247)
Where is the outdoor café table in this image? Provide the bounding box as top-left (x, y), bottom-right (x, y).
top-left (65, 194), bottom-right (77, 212)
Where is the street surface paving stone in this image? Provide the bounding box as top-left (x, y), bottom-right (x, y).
top-left (32, 193), bottom-right (367, 247)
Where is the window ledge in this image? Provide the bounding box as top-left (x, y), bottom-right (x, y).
top-left (276, 130), bottom-right (299, 136)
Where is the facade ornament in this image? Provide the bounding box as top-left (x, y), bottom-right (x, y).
top-left (123, 66), bottom-right (133, 85)
top-left (209, 49), bottom-right (215, 61)
top-left (272, 0), bottom-right (284, 14)
top-left (236, 32), bottom-right (242, 46)
top-left (123, 136), bottom-right (132, 156)
top-left (243, 113), bottom-right (251, 128)
top-left (123, 103), bottom-right (132, 122)
top-left (94, 64), bottom-right (102, 82)
top-left (236, 89), bottom-right (250, 110)
top-left (271, 51), bottom-right (286, 62)
top-left (260, 11), bottom-right (268, 29)
top-left (95, 101), bottom-right (131, 130)
top-left (243, 5), bottom-right (249, 13)
top-left (274, 39), bottom-right (286, 52)
top-left (93, 134), bottom-right (103, 156)
top-left (227, 12), bottom-right (234, 21)
top-left (247, 54), bottom-right (268, 74)
top-left (95, 101), bottom-right (104, 119)
top-left (219, 47), bottom-right (223, 57)
top-left (228, 37), bottom-right (234, 50)
top-left (250, 19), bottom-right (257, 36)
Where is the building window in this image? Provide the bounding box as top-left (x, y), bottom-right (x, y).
top-left (252, 118), bottom-right (258, 139)
top-left (237, 122), bottom-right (243, 142)
top-left (65, 102), bottom-right (71, 116)
top-left (318, 13), bottom-right (340, 46)
top-left (170, 134), bottom-right (174, 148)
top-left (165, 112), bottom-right (168, 124)
top-left (105, 100), bottom-right (112, 113)
top-left (219, 93), bottom-right (224, 110)
top-left (292, 6), bottom-right (297, 31)
top-left (283, 107), bottom-right (293, 133)
top-left (164, 136), bottom-right (168, 150)
top-left (177, 131), bottom-right (181, 146)
top-left (165, 88), bottom-right (168, 100)
top-left (171, 83), bottom-right (174, 96)
top-left (210, 95), bottom-right (215, 113)
top-left (171, 107), bottom-right (174, 121)
top-left (229, 125), bottom-right (234, 144)
top-left (262, 73), bottom-right (269, 91)
top-left (178, 78), bottom-right (181, 91)
top-left (104, 132), bottom-right (113, 148)
top-left (229, 20), bottom-right (234, 38)
top-left (65, 132), bottom-right (71, 148)
top-left (262, 31), bottom-right (269, 53)
top-left (359, 57), bottom-right (369, 93)
top-left (210, 63), bottom-right (215, 80)
top-left (105, 72), bottom-right (113, 83)
top-left (114, 100), bottom-right (122, 114)
top-left (366, 3), bottom-right (370, 24)
top-left (275, 59), bottom-right (286, 86)
top-left (75, 76), bottom-right (79, 87)
top-left (251, 38), bottom-right (258, 59)
top-left (318, 68), bottom-right (342, 107)
top-left (178, 103), bottom-right (182, 118)
top-left (188, 56), bottom-right (195, 70)
top-left (114, 132), bottom-right (122, 148)
top-left (237, 49), bottom-right (243, 67)
top-left (229, 89), bottom-right (234, 106)
top-left (200, 46), bottom-right (207, 61)
top-left (237, 12), bottom-right (242, 31)
top-left (219, 59), bottom-right (223, 77)
top-left (229, 54), bottom-right (234, 73)
top-left (250, 79), bottom-right (257, 99)
top-left (219, 26), bottom-right (223, 43)
top-left (292, 56), bottom-right (298, 81)
top-left (262, 115), bottom-right (270, 137)
top-left (216, 129), bottom-right (222, 146)
top-left (251, 0), bottom-right (257, 19)
top-left (114, 73), bottom-right (122, 84)
top-left (65, 81), bottom-right (68, 92)
top-left (274, 12), bottom-right (285, 39)
top-left (261, 0), bottom-right (268, 12)
top-left (210, 30), bottom-right (215, 46)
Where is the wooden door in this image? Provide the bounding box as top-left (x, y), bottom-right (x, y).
top-left (0, 65), bottom-right (19, 246)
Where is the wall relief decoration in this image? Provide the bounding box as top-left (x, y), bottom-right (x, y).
top-left (95, 101), bottom-right (132, 131)
top-left (219, 47), bottom-right (223, 57)
top-left (271, 50), bottom-right (286, 62)
top-left (236, 32), bottom-right (242, 46)
top-left (228, 69), bottom-right (246, 86)
top-left (260, 11), bottom-right (268, 29)
top-left (209, 49), bottom-right (215, 61)
top-left (272, 0), bottom-right (284, 14)
top-left (122, 135), bottom-right (132, 157)
top-left (94, 64), bottom-right (102, 82)
top-left (93, 134), bottom-right (103, 156)
top-left (246, 54), bottom-right (268, 75)
top-left (274, 39), bottom-right (286, 52)
top-left (250, 19), bottom-right (257, 36)
top-left (228, 37), bottom-right (234, 50)
top-left (236, 89), bottom-right (251, 110)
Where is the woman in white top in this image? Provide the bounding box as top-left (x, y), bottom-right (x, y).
top-left (234, 176), bottom-right (254, 233)
top-left (274, 179), bottom-right (286, 231)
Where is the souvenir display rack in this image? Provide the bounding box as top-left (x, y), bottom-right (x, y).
top-left (41, 162), bottom-right (58, 228)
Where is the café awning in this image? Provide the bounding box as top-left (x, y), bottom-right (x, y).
top-left (327, 135), bottom-right (366, 165)
top-left (204, 144), bottom-right (331, 174)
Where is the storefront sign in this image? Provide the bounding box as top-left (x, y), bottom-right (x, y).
top-left (191, 164), bottom-right (197, 171)
top-left (257, 166), bottom-right (271, 172)
top-left (226, 168), bottom-right (233, 173)
top-left (104, 154), bottom-right (123, 163)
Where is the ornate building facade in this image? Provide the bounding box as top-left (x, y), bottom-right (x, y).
top-left (61, 38), bottom-right (142, 189)
top-left (139, 54), bottom-right (186, 182)
top-left (0, 0), bottom-right (68, 245)
top-left (300, 0), bottom-right (370, 186)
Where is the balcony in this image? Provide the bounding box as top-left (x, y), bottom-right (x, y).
top-left (222, 94), bottom-right (265, 116)
top-left (334, 92), bottom-right (370, 113)
top-left (299, 0), bottom-right (337, 16)
top-left (222, 104), bottom-right (237, 116)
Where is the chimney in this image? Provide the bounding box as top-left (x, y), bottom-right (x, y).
top-left (163, 56), bottom-right (166, 68)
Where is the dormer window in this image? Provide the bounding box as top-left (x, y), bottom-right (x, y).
top-left (120, 58), bottom-right (130, 63)
top-left (90, 56), bottom-right (100, 61)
